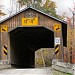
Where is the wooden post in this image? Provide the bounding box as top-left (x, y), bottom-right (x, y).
top-left (7, 33), bottom-right (11, 64)
top-left (54, 24), bottom-right (63, 61)
top-left (0, 25), bottom-right (1, 60)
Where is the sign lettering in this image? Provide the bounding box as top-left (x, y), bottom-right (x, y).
top-left (22, 17), bottom-right (38, 26)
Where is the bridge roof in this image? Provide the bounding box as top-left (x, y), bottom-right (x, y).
top-left (0, 6), bottom-right (67, 24)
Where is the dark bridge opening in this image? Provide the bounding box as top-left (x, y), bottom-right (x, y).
top-left (9, 26), bottom-right (54, 68)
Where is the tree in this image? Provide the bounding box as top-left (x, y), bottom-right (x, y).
top-left (0, 10), bottom-right (6, 16)
top-left (17, 0), bottom-right (63, 19)
top-left (17, 0), bottom-right (42, 5)
top-left (35, 48), bottom-right (54, 67)
top-left (0, 5), bottom-right (6, 16)
top-left (66, 2), bottom-right (75, 63)
top-left (17, 0), bottom-right (31, 6)
top-left (0, 5), bottom-right (6, 21)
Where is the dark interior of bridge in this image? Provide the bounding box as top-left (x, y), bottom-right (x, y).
top-left (9, 26), bottom-right (54, 68)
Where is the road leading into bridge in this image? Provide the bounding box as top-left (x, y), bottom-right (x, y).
top-left (0, 67), bottom-right (53, 75)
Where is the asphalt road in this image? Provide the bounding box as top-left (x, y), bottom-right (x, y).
top-left (0, 67), bottom-right (53, 75)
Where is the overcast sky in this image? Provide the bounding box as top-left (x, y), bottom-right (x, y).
top-left (0, 0), bottom-right (75, 20)
top-left (52, 0), bottom-right (75, 17)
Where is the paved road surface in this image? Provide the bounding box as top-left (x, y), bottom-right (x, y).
top-left (0, 67), bottom-right (53, 75)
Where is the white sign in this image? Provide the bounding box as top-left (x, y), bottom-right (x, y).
top-left (55, 37), bottom-right (60, 44)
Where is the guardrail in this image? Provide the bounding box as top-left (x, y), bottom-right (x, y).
top-left (52, 59), bottom-right (74, 74)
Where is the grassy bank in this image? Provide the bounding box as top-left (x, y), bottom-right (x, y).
top-left (52, 69), bottom-right (72, 75)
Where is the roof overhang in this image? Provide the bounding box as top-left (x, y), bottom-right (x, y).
top-left (0, 6), bottom-right (67, 24)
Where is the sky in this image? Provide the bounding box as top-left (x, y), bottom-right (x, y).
top-left (0, 0), bottom-right (75, 20)
top-left (52, 0), bottom-right (75, 17)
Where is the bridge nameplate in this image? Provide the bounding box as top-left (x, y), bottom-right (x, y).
top-left (22, 17), bottom-right (38, 26)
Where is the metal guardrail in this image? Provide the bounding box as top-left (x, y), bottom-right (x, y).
top-left (52, 59), bottom-right (75, 75)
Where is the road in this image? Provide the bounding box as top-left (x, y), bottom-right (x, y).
top-left (0, 67), bottom-right (53, 75)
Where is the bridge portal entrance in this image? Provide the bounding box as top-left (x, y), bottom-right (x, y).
top-left (9, 26), bottom-right (54, 68)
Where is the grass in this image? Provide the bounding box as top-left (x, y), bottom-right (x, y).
top-left (52, 69), bottom-right (73, 75)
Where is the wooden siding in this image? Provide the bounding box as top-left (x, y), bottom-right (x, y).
top-left (0, 8), bottom-right (63, 61)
